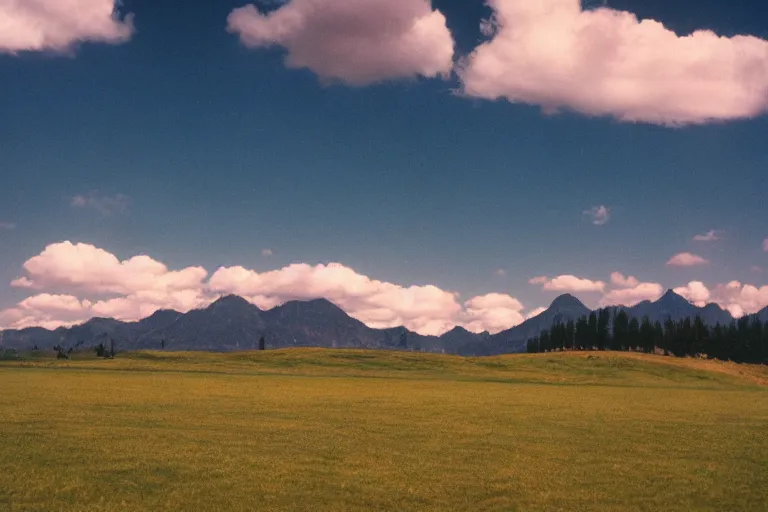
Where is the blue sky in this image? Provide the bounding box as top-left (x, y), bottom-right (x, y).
top-left (1, 0), bottom-right (767, 333)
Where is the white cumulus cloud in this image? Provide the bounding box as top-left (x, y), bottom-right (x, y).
top-left (0, 294), bottom-right (94, 330)
top-left (11, 241), bottom-right (208, 297)
top-left (584, 205), bottom-right (610, 226)
top-left (0, 0), bottom-right (134, 54)
top-left (710, 281), bottom-right (768, 318)
top-left (693, 230), bottom-right (721, 242)
top-left (3, 242), bottom-right (210, 328)
top-left (462, 293), bottom-right (525, 334)
top-left (227, 0), bottom-right (455, 85)
top-left (667, 252), bottom-right (709, 267)
top-left (610, 272), bottom-right (640, 288)
top-left (670, 280), bottom-right (768, 318)
top-left (459, 0), bottom-right (768, 126)
top-left (531, 275), bottom-right (605, 293)
top-left (673, 281), bottom-right (711, 307)
top-left (600, 279), bottom-right (664, 307)
top-left (525, 307), bottom-right (547, 320)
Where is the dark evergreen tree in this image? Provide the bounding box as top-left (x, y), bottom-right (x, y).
top-left (709, 323), bottom-right (725, 360)
top-left (565, 320), bottom-right (576, 350)
top-left (663, 318), bottom-right (677, 356)
top-left (653, 321), bottom-right (665, 354)
top-left (587, 312), bottom-right (598, 350)
top-left (597, 309), bottom-right (610, 351)
top-left (640, 316), bottom-right (654, 353)
top-left (575, 317), bottom-right (589, 351)
top-left (692, 316), bottom-right (707, 357)
top-left (540, 330), bottom-right (551, 353)
top-left (613, 310), bottom-right (629, 351)
top-left (726, 321), bottom-right (739, 361)
top-left (749, 317), bottom-right (763, 363)
top-left (627, 318), bottom-right (640, 351)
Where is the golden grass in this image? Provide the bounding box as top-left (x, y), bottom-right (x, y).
top-left (1, 350), bottom-right (767, 511)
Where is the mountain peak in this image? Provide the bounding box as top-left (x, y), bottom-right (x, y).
top-left (280, 298), bottom-right (344, 314)
top-left (306, 297), bottom-right (341, 309)
top-left (549, 294), bottom-right (587, 310)
top-left (146, 308), bottom-right (182, 319)
top-left (208, 295), bottom-right (258, 311)
top-left (268, 297), bottom-right (354, 323)
top-left (657, 289), bottom-right (688, 304)
top-left (441, 326), bottom-right (471, 337)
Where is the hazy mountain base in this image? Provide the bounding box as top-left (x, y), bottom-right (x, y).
top-left (1, 350), bottom-right (766, 512)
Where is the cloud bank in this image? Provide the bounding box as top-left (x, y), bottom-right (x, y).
top-left (3, 244), bottom-right (767, 333)
top-left (533, 272), bottom-right (663, 307)
top-left (227, 0), bottom-right (454, 85)
top-left (533, 270), bottom-right (767, 314)
top-left (675, 280), bottom-right (768, 318)
top-left (0, 0), bottom-right (134, 54)
top-left (599, 272), bottom-right (664, 307)
top-left (600, 282), bottom-right (665, 308)
top-left (6, 242), bottom-right (209, 327)
top-left (460, 0), bottom-right (768, 125)
top-left (208, 264), bottom-right (529, 335)
top-left (0, 242), bottom-right (534, 336)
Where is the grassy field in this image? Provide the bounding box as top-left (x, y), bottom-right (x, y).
top-left (1, 350), bottom-right (767, 511)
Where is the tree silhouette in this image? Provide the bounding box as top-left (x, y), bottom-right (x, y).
top-left (613, 310), bottom-right (629, 350)
top-left (525, 312), bottom-right (768, 364)
top-left (53, 340), bottom-right (84, 360)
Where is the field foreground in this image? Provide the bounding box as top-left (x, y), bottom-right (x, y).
top-left (1, 350), bottom-right (767, 511)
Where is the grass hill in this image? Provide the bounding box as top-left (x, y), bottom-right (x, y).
top-left (9, 348), bottom-right (768, 388)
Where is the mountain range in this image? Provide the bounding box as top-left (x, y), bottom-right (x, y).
top-left (1, 291), bottom-right (765, 356)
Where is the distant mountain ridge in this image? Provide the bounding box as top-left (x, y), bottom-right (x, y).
top-left (617, 289), bottom-right (732, 326)
top-left (0, 291), bottom-right (745, 356)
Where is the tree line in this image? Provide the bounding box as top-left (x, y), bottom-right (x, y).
top-left (526, 309), bottom-right (768, 364)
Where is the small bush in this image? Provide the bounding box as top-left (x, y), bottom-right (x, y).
top-left (0, 349), bottom-right (21, 361)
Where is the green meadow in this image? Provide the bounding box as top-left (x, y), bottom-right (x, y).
top-left (1, 350), bottom-right (767, 511)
